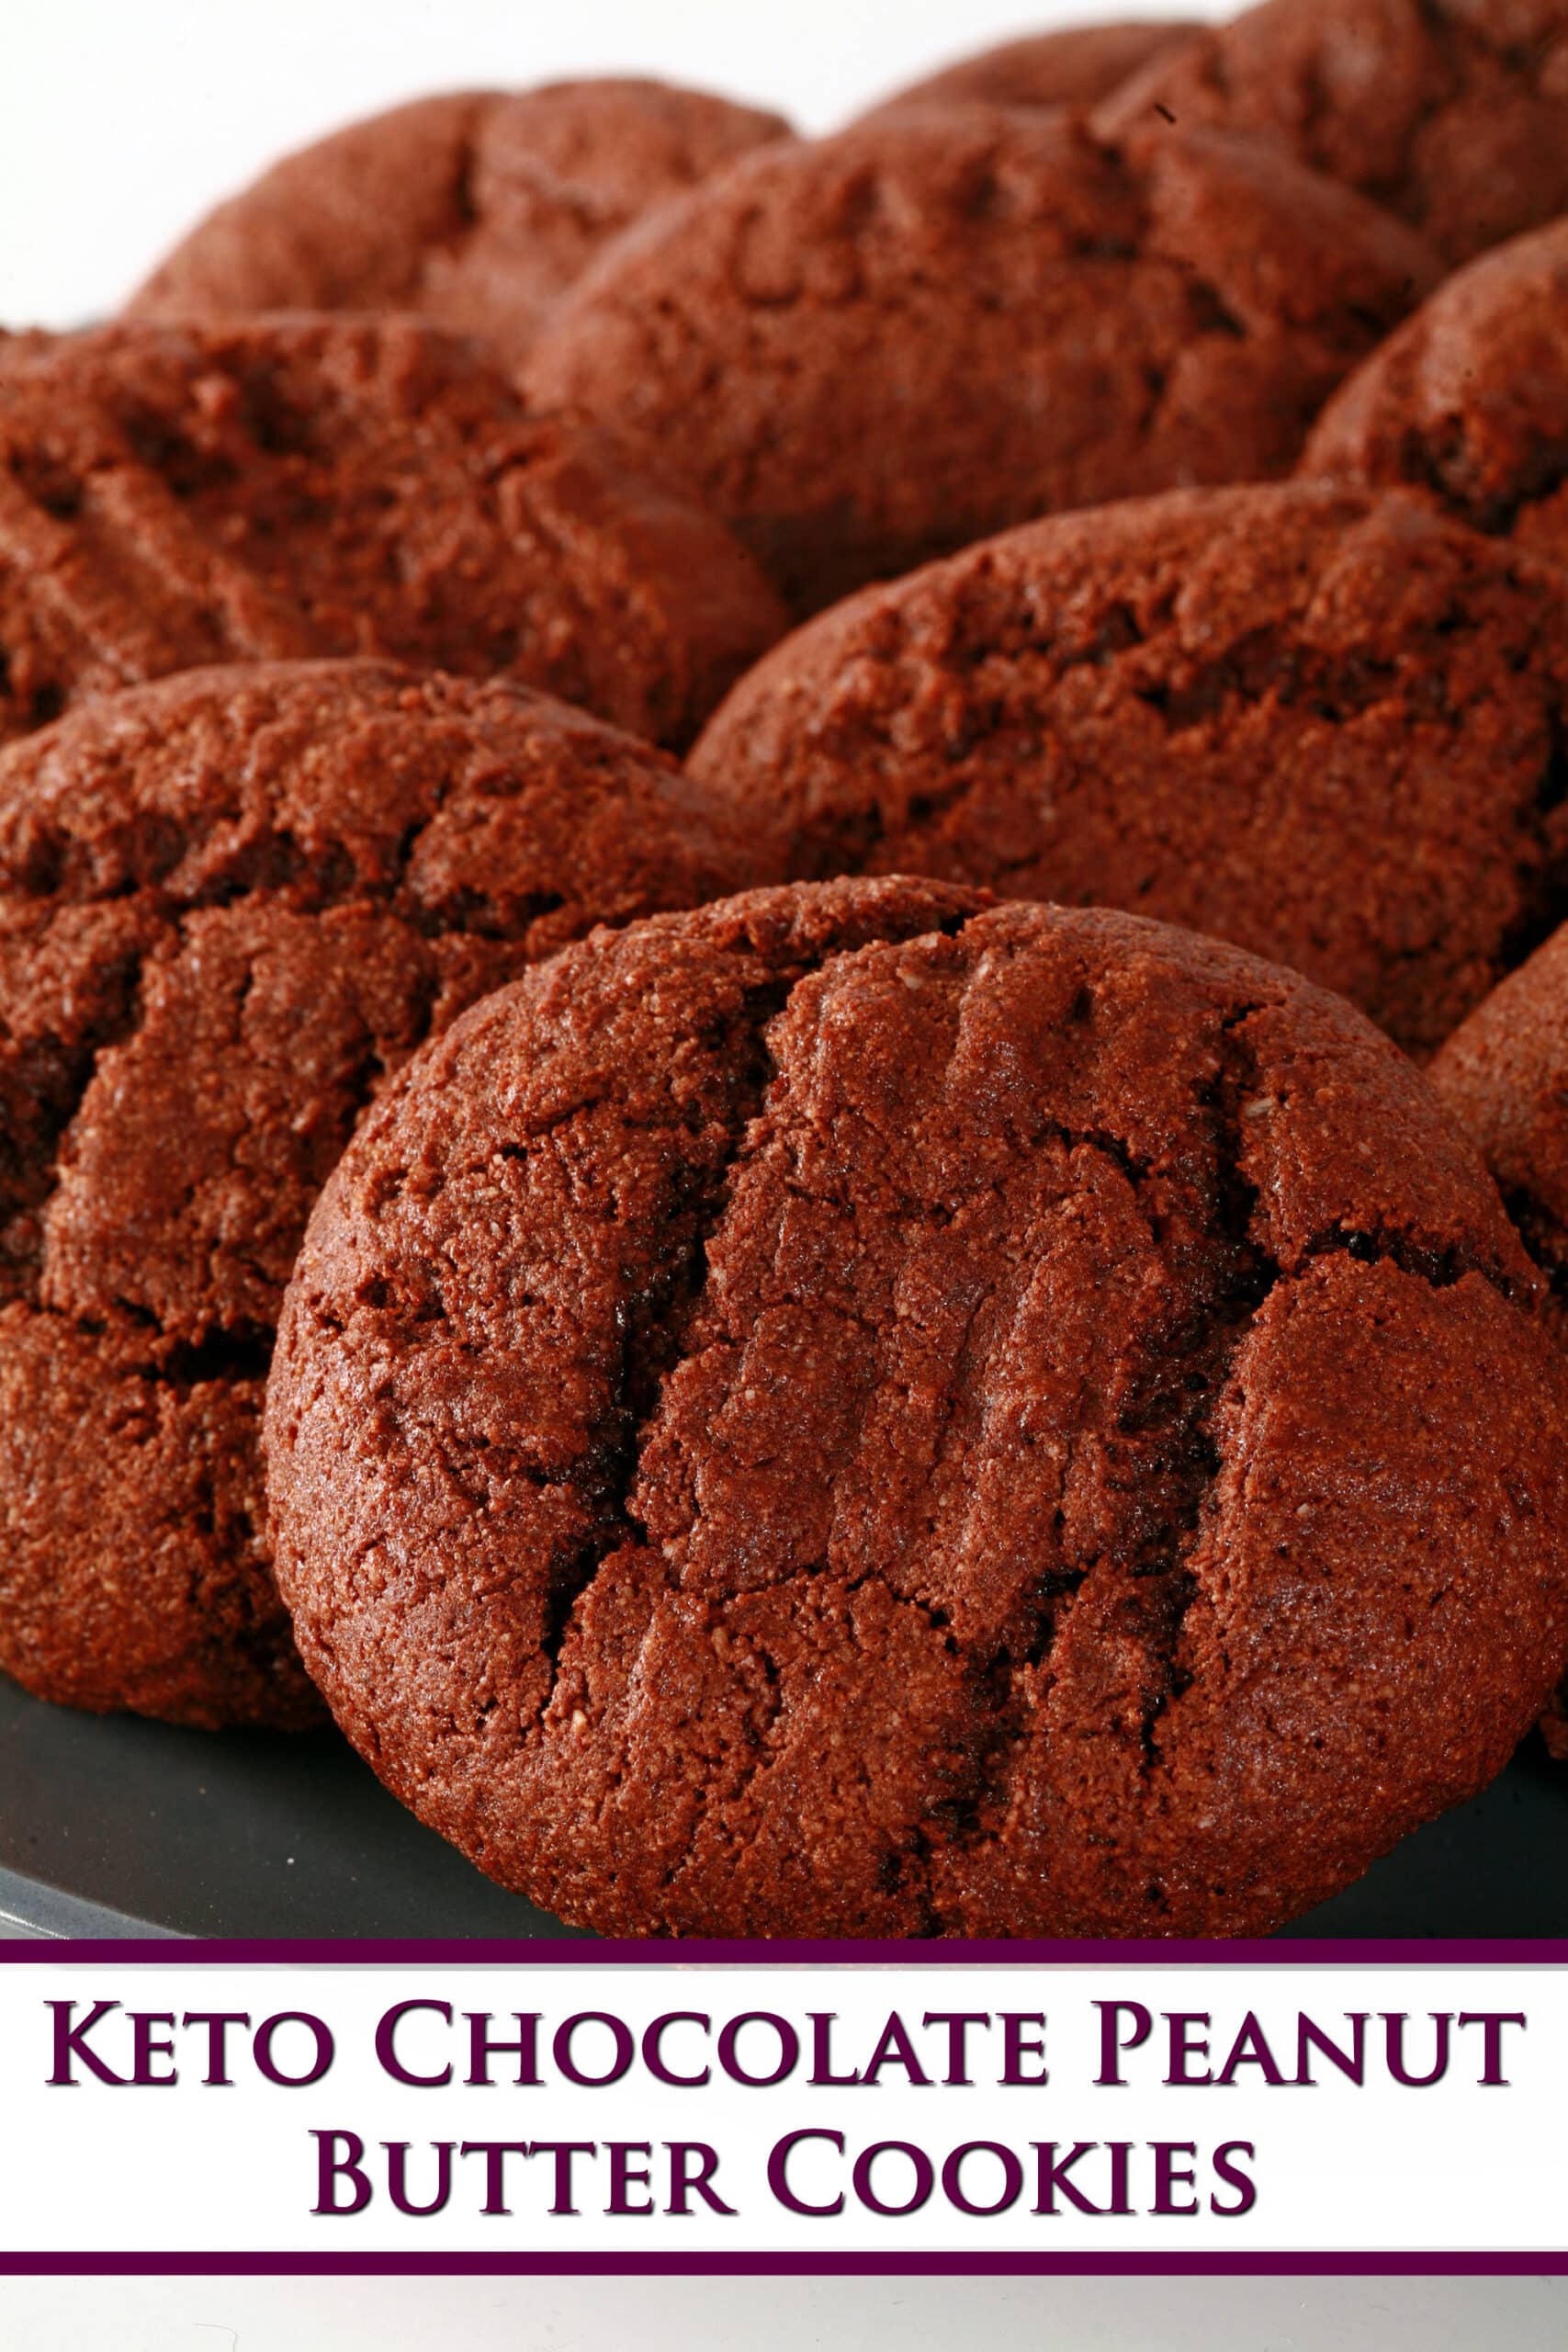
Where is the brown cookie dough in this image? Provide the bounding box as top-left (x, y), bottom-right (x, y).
top-left (0, 659), bottom-right (771, 1727)
top-left (858, 19), bottom-right (1201, 118)
top-left (0, 314), bottom-right (785, 752)
top-left (1094, 0), bottom-right (1568, 268)
top-left (523, 108), bottom-right (1437, 618)
top-left (1302, 217), bottom-right (1568, 574)
top-left (690, 482), bottom-right (1568, 1059)
top-left (265, 878), bottom-right (1568, 1937)
top-left (129, 80), bottom-right (793, 368)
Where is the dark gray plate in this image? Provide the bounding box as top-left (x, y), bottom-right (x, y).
top-left (0, 1674), bottom-right (1562, 1940)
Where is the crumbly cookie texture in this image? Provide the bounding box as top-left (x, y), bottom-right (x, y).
top-left (0, 660), bottom-right (773, 1726)
top-left (1303, 215), bottom-right (1568, 574)
top-left (688, 481), bottom-right (1568, 1059)
top-left (0, 315), bottom-right (785, 752)
top-left (1095, 0), bottom-right (1568, 268)
top-left (267, 879), bottom-right (1568, 1937)
top-left (129, 80), bottom-right (793, 366)
top-left (524, 108), bottom-right (1437, 617)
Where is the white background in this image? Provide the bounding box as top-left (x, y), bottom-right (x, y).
top-left (2, 1960), bottom-right (1563, 2256)
top-left (2, 2276), bottom-right (1565, 2352)
top-left (0, 0), bottom-right (1223, 326)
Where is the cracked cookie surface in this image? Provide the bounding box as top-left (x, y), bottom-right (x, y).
top-left (265, 879), bottom-right (1568, 1936)
top-left (1095, 0), bottom-right (1568, 268)
top-left (0, 659), bottom-right (771, 1727)
top-left (689, 481), bottom-right (1568, 1059)
top-left (130, 80), bottom-right (793, 368)
top-left (522, 109), bottom-right (1437, 618)
top-left (0, 314), bottom-right (785, 752)
top-left (1303, 216), bottom-right (1568, 576)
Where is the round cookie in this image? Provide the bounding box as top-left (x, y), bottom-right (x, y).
top-left (1302, 217), bottom-right (1568, 574)
top-left (1094, 0), bottom-right (1568, 269)
top-left (523, 109), bottom-right (1438, 618)
top-left (0, 659), bottom-right (772, 1728)
top-left (265, 878), bottom-right (1568, 1938)
top-left (129, 80), bottom-right (793, 368)
top-left (690, 481), bottom-right (1568, 1059)
top-left (0, 315), bottom-right (784, 752)
top-left (858, 20), bottom-right (1201, 118)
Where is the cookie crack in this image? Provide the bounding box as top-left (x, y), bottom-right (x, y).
top-left (1299, 1218), bottom-right (1515, 1299)
top-left (1496, 1183), bottom-right (1568, 1304)
top-left (0, 424), bottom-right (319, 680)
top-left (6, 899), bottom-right (461, 1376)
top-left (1077, 1005), bottom-right (1276, 1782)
top-left (3, 756), bottom-right (598, 1318)
top-left (890, 1000), bottom-right (1281, 1855)
top-left (113, 1313), bottom-right (275, 1389)
top-left (3, 726), bottom-right (626, 945)
top-left (525, 913), bottom-right (988, 1690)
top-left (1131, 636), bottom-right (1405, 731)
top-left (527, 988), bottom-right (843, 1671)
top-left (16, 1297), bottom-right (276, 1395)
top-left (0, 922), bottom-right (159, 1307)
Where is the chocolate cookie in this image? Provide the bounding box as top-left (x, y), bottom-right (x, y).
top-left (0, 315), bottom-right (784, 752)
top-left (859, 19), bottom-right (1201, 117)
top-left (523, 109), bottom-right (1436, 618)
top-left (130, 80), bottom-right (793, 368)
top-left (0, 660), bottom-right (770, 1727)
top-left (690, 482), bottom-right (1568, 1059)
top-left (1095, 0), bottom-right (1568, 268)
top-left (265, 878), bottom-right (1568, 1937)
top-left (1303, 217), bottom-right (1568, 574)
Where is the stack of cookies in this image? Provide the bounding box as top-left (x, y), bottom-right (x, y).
top-left (6, 0), bottom-right (1568, 1939)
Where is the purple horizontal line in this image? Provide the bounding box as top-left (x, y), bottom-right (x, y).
top-left (3, 1937), bottom-right (1567, 1964)
top-left (0, 2253), bottom-right (1562, 2278)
